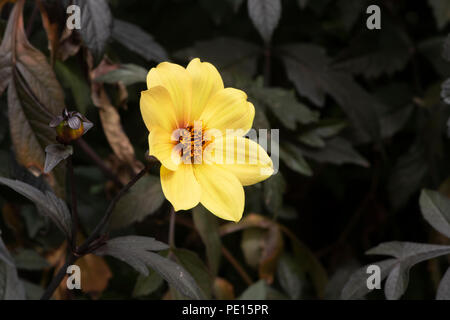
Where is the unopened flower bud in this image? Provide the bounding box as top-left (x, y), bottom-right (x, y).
top-left (49, 109), bottom-right (93, 144)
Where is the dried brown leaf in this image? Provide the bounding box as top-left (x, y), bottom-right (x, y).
top-left (89, 57), bottom-right (143, 174)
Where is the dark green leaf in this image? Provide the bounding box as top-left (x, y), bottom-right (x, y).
top-left (54, 60), bottom-right (92, 114)
top-left (109, 175), bottom-right (165, 230)
top-left (44, 144), bottom-right (73, 174)
top-left (301, 137), bottom-right (369, 167)
top-left (94, 236), bottom-right (202, 299)
top-left (280, 44), bottom-right (381, 141)
top-left (239, 279), bottom-right (287, 299)
top-left (249, 85), bottom-right (319, 130)
top-left (132, 269), bottom-right (164, 298)
top-left (365, 242), bottom-right (450, 299)
top-left (277, 254), bottom-right (305, 299)
top-left (279, 143), bottom-right (313, 176)
top-left (341, 259), bottom-right (397, 300)
top-left (112, 19), bottom-right (168, 62)
top-left (95, 64), bottom-right (147, 86)
top-left (388, 143), bottom-right (428, 209)
top-left (247, 0), bottom-right (281, 44)
top-left (437, 267), bottom-right (450, 300)
top-left (0, 230), bottom-right (26, 300)
top-left (13, 249), bottom-right (49, 270)
top-left (297, 0), bottom-right (309, 9)
top-left (192, 206), bottom-right (222, 276)
top-left (444, 34), bottom-right (450, 61)
top-left (172, 248), bottom-right (212, 299)
top-left (0, 177), bottom-right (72, 238)
top-left (333, 24), bottom-right (411, 78)
top-left (175, 37), bottom-right (259, 82)
top-left (263, 172), bottom-right (286, 214)
top-left (428, 0), bottom-right (450, 30)
top-left (418, 37), bottom-right (450, 77)
top-left (227, 0), bottom-right (244, 13)
top-left (419, 189), bottom-right (450, 238)
top-left (74, 0), bottom-right (113, 62)
top-left (442, 78), bottom-right (450, 104)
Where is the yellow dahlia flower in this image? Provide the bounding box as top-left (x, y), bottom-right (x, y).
top-left (140, 58), bottom-right (274, 222)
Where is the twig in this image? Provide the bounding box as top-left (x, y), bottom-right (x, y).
top-left (40, 253), bottom-right (76, 300)
top-left (221, 246), bottom-right (253, 286)
top-left (77, 165), bottom-right (148, 254)
top-left (316, 165), bottom-right (380, 258)
top-left (67, 156), bottom-right (79, 251)
top-left (75, 138), bottom-right (124, 188)
top-left (263, 45), bottom-right (271, 87)
top-left (174, 216), bottom-right (254, 286)
top-left (25, 0), bottom-right (39, 38)
top-left (40, 164), bottom-right (150, 300)
top-left (169, 206), bottom-right (176, 248)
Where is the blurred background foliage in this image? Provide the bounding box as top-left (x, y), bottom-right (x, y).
top-left (0, 0), bottom-right (450, 300)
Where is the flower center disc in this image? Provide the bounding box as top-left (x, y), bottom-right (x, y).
top-left (178, 125), bottom-right (211, 164)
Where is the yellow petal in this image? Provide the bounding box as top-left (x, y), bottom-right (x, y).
top-left (140, 86), bottom-right (178, 132)
top-left (146, 62), bottom-right (192, 127)
top-left (200, 89), bottom-right (254, 135)
top-left (209, 136), bottom-right (274, 186)
top-left (160, 164), bottom-right (201, 211)
top-left (186, 58), bottom-right (224, 121)
top-left (193, 164), bottom-right (244, 222)
top-left (148, 128), bottom-right (180, 171)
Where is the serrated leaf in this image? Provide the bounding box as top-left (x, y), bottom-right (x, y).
top-left (175, 37), bottom-right (259, 82)
top-left (249, 85), bottom-right (319, 130)
top-left (419, 189), bottom-right (450, 238)
top-left (279, 143), bottom-right (313, 176)
top-left (333, 24), bottom-right (411, 78)
top-left (95, 63), bottom-right (147, 86)
top-left (74, 0), bottom-right (112, 62)
top-left (298, 120), bottom-right (348, 148)
top-left (0, 177), bottom-right (72, 238)
top-left (419, 37), bottom-right (450, 78)
top-left (247, 0), bottom-right (281, 44)
top-left (437, 267), bottom-right (450, 300)
top-left (192, 206), bottom-right (222, 276)
top-left (364, 242), bottom-right (450, 299)
top-left (388, 143), bottom-right (428, 209)
top-left (341, 259), bottom-right (398, 300)
top-left (301, 137), bottom-right (369, 167)
top-left (109, 175), bottom-right (165, 230)
top-left (279, 43), bottom-right (381, 141)
top-left (112, 19), bottom-right (167, 62)
top-left (94, 236), bottom-right (202, 299)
